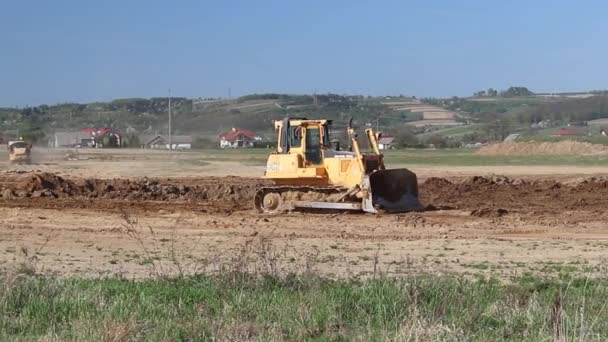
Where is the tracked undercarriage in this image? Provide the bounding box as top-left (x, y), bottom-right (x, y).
top-left (254, 185), bottom-right (371, 214)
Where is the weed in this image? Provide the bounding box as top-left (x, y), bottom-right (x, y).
top-left (1, 273), bottom-right (608, 340)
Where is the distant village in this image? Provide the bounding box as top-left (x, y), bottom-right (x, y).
top-left (50, 127), bottom-right (263, 150)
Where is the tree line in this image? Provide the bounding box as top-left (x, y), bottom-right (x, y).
top-left (473, 86), bottom-right (533, 98)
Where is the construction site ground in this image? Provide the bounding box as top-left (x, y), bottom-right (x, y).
top-left (2, 148), bottom-right (608, 280)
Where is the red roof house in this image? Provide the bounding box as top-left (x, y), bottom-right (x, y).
top-left (80, 127), bottom-right (123, 147)
top-left (219, 128), bottom-right (256, 148)
top-left (81, 127), bottom-right (122, 138)
top-left (552, 128), bottom-right (583, 136)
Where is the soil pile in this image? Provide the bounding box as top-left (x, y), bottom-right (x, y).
top-left (420, 175), bottom-right (608, 212)
top-left (3, 172), bottom-right (608, 214)
top-left (477, 141), bottom-right (608, 156)
top-left (3, 172), bottom-right (262, 207)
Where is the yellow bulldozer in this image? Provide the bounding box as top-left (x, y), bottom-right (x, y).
top-left (254, 118), bottom-right (422, 214)
top-left (8, 140), bottom-right (32, 164)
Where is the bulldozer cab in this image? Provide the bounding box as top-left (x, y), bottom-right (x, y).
top-left (8, 141), bottom-right (29, 150)
top-left (276, 119), bottom-right (330, 166)
top-left (272, 118), bottom-right (385, 174)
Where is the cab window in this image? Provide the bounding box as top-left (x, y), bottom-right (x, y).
top-left (289, 126), bottom-right (302, 147)
top-left (305, 127), bottom-right (322, 164)
top-left (322, 125), bottom-right (330, 146)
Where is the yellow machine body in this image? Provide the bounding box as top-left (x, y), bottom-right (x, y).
top-left (8, 141), bottom-right (32, 164)
top-left (256, 118), bottom-right (421, 213)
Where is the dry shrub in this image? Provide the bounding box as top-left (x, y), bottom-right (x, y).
top-left (212, 321), bottom-right (265, 342)
top-left (101, 319), bottom-right (145, 342)
top-left (118, 210), bottom-right (326, 280)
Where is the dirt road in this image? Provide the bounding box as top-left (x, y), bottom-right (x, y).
top-left (2, 170), bottom-right (608, 279)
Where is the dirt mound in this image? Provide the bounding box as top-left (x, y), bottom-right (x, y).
top-left (4, 172), bottom-right (608, 214)
top-left (2, 172), bottom-right (264, 209)
top-left (15, 172), bottom-right (74, 193)
top-left (477, 140), bottom-right (608, 156)
top-left (419, 175), bottom-right (608, 213)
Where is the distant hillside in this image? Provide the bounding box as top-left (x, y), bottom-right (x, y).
top-left (0, 94), bottom-right (457, 143)
top-left (419, 90), bottom-right (608, 145)
top-left (4, 90), bottom-right (608, 147)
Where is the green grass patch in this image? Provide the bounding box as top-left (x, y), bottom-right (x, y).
top-left (416, 124), bottom-right (482, 139)
top-left (384, 149), bottom-right (608, 166)
top-left (180, 148), bottom-right (269, 165)
top-left (2, 273), bottom-right (608, 340)
top-left (180, 147), bottom-right (608, 167)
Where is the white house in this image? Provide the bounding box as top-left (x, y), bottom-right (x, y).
top-left (143, 135), bottom-right (193, 149)
top-left (378, 136), bottom-right (395, 150)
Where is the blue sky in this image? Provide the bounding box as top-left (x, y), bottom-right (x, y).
top-left (1, 0), bottom-right (607, 106)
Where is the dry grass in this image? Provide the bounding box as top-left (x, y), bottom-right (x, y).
top-left (2, 214), bottom-right (608, 340)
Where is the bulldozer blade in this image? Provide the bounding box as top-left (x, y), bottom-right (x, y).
top-left (367, 169), bottom-right (423, 213)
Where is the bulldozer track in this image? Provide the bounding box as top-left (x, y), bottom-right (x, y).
top-left (255, 185), bottom-right (343, 194)
top-left (254, 185), bottom-right (349, 213)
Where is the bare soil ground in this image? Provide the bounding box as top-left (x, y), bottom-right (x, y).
top-left (1, 148), bottom-right (608, 280)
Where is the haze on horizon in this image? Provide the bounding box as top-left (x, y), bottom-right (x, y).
top-left (1, 0), bottom-right (607, 106)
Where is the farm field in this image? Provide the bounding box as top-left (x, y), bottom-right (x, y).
top-left (3, 147), bottom-right (608, 339)
top-left (1, 147), bottom-right (608, 280)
